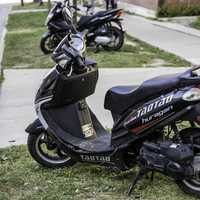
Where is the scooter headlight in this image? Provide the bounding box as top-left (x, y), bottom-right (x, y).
top-left (182, 88), bottom-right (200, 101)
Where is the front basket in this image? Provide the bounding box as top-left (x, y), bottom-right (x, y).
top-left (52, 67), bottom-right (99, 106)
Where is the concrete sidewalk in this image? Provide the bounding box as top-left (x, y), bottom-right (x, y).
top-left (11, 8), bottom-right (48, 14)
top-left (123, 14), bottom-right (200, 65)
top-left (0, 67), bottom-right (189, 148)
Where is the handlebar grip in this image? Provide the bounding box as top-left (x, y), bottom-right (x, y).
top-left (74, 56), bottom-right (87, 74)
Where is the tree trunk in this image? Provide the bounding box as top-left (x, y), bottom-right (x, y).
top-left (21, 0), bottom-right (24, 6)
top-left (47, 0), bottom-right (51, 11)
top-left (33, 0), bottom-right (44, 6)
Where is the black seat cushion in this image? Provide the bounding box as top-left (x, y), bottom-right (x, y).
top-left (104, 72), bottom-right (191, 114)
top-left (77, 11), bottom-right (106, 28)
top-left (77, 16), bottom-right (93, 27)
top-left (77, 9), bottom-right (118, 29)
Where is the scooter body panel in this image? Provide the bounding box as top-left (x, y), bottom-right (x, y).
top-left (110, 88), bottom-right (191, 146)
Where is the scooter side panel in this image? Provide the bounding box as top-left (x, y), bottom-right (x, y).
top-left (110, 88), bottom-right (193, 146)
top-left (123, 89), bottom-right (190, 135)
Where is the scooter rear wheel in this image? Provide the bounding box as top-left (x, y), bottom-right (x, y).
top-left (176, 155), bottom-right (200, 197)
top-left (27, 132), bottom-right (76, 168)
top-left (102, 26), bottom-right (124, 51)
top-left (176, 128), bottom-right (200, 197)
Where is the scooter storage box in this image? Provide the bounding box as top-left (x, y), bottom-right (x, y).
top-left (52, 68), bottom-right (98, 106)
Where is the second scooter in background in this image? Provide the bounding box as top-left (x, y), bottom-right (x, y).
top-left (40, 0), bottom-right (124, 54)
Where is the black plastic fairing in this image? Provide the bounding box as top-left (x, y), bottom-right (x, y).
top-left (35, 66), bottom-right (98, 107)
top-left (110, 86), bottom-right (200, 146)
top-left (51, 68), bottom-right (98, 107)
top-left (40, 103), bottom-right (113, 153)
top-left (25, 119), bottom-right (44, 134)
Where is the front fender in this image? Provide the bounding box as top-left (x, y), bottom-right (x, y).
top-left (25, 119), bottom-right (45, 135)
top-left (42, 31), bottom-right (52, 39)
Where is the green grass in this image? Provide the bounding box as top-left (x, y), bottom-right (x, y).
top-left (7, 12), bottom-right (46, 31)
top-left (191, 17), bottom-right (200, 30)
top-left (3, 12), bottom-right (54, 69)
top-left (0, 74), bottom-right (3, 83)
top-left (0, 145), bottom-right (199, 200)
top-left (12, 2), bottom-right (49, 10)
top-left (2, 12), bottom-right (189, 69)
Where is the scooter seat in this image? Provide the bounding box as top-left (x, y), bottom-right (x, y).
top-left (104, 72), bottom-right (191, 114)
top-left (77, 11), bottom-right (107, 28)
top-left (77, 9), bottom-right (119, 28)
top-left (77, 16), bottom-right (93, 27)
top-left (104, 85), bottom-right (138, 114)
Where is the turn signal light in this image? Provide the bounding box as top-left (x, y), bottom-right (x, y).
top-left (182, 88), bottom-right (200, 102)
top-left (116, 9), bottom-right (123, 17)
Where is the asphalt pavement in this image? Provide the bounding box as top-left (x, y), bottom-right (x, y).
top-left (123, 14), bottom-right (200, 65)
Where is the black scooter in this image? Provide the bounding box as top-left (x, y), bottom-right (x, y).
top-left (27, 29), bottom-right (200, 197)
top-left (40, 1), bottom-right (124, 54)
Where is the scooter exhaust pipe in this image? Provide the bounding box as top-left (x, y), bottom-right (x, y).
top-left (95, 36), bottom-right (111, 45)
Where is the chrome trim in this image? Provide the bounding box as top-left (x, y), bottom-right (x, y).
top-left (35, 95), bottom-right (53, 129)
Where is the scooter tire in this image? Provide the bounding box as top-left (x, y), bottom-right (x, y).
top-left (176, 180), bottom-right (200, 198)
top-left (175, 127), bottom-right (200, 198)
top-left (40, 34), bottom-right (54, 54)
top-left (27, 133), bottom-right (76, 168)
top-left (102, 26), bottom-right (124, 51)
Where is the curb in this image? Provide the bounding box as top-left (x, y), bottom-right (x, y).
top-left (0, 6), bottom-right (11, 79)
top-left (152, 21), bottom-right (200, 39)
top-left (157, 16), bottom-right (198, 22)
top-left (10, 8), bottom-right (48, 14)
top-left (0, 28), bottom-right (6, 77)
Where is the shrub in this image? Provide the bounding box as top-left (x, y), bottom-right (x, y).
top-left (157, 4), bottom-right (200, 17)
top-left (191, 17), bottom-right (200, 30)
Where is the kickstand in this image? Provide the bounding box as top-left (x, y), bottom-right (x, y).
top-left (95, 45), bottom-right (101, 53)
top-left (150, 171), bottom-right (154, 182)
top-left (127, 168), bottom-right (147, 196)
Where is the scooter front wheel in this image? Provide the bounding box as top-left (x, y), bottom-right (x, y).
top-left (40, 34), bottom-right (58, 54)
top-left (27, 132), bottom-right (76, 168)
